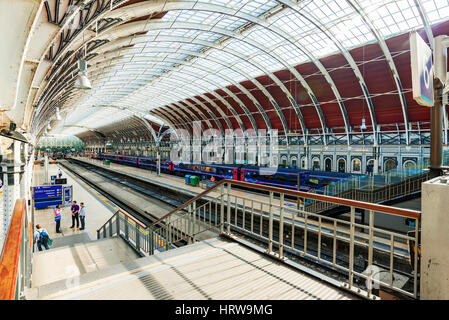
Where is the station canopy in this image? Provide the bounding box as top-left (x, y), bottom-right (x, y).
top-left (30, 0), bottom-right (449, 141)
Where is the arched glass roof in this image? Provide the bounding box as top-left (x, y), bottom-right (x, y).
top-left (33, 0), bottom-right (449, 139)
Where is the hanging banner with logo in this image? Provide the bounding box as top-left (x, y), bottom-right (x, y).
top-left (410, 31), bottom-right (434, 107)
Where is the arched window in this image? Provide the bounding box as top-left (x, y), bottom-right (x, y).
top-left (312, 157), bottom-right (320, 171)
top-left (291, 156), bottom-right (298, 168)
top-left (325, 158), bottom-right (332, 172)
top-left (366, 159), bottom-right (375, 174)
top-left (352, 158), bottom-right (361, 173)
top-left (384, 159), bottom-right (397, 172)
top-left (301, 156), bottom-right (306, 169)
top-left (403, 160), bottom-right (416, 170)
top-left (338, 158), bottom-right (346, 173)
top-left (281, 156), bottom-right (288, 168)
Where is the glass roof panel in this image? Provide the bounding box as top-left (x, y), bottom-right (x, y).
top-left (59, 0), bottom-right (449, 137)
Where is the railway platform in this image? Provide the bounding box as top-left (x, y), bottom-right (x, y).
top-left (32, 163), bottom-right (120, 241)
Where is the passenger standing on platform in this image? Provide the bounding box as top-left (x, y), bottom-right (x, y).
top-left (79, 202), bottom-right (86, 230)
top-left (54, 205), bottom-right (62, 233)
top-left (58, 168), bottom-right (63, 178)
top-left (70, 201), bottom-right (80, 229)
top-left (34, 224), bottom-right (50, 251)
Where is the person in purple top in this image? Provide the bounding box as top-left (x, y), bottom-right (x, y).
top-left (70, 200), bottom-right (80, 229)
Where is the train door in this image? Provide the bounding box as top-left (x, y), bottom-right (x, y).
top-left (232, 169), bottom-right (238, 180)
top-left (168, 161), bottom-right (175, 174)
top-left (239, 169), bottom-right (245, 181)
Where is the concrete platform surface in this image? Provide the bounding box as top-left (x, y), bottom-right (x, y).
top-left (33, 163), bottom-right (118, 240)
top-left (34, 237), bottom-right (356, 300)
top-left (31, 237), bottom-right (140, 288)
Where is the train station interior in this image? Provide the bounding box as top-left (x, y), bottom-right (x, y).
top-left (1, 0), bottom-right (449, 303)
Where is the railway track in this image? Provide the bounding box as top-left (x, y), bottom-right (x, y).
top-left (62, 158), bottom-right (417, 297)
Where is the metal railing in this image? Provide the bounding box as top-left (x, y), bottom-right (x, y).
top-left (0, 199), bottom-right (32, 300)
top-left (97, 195), bottom-right (221, 255)
top-left (308, 171), bottom-right (430, 213)
top-left (97, 179), bottom-right (421, 299)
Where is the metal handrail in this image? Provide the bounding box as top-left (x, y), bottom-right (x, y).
top-left (96, 178), bottom-right (422, 299)
top-left (306, 172), bottom-right (429, 214)
top-left (97, 209), bottom-right (147, 233)
top-left (150, 179), bottom-right (420, 226)
top-left (0, 199), bottom-right (31, 300)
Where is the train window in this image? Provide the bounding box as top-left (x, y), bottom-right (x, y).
top-left (321, 181), bottom-right (331, 187)
top-left (253, 173), bottom-right (261, 180)
top-left (277, 175), bottom-right (287, 182)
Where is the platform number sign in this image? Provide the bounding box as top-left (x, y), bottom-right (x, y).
top-left (411, 31), bottom-right (434, 107)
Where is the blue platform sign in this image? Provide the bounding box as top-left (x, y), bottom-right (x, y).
top-left (410, 31), bottom-right (434, 107)
top-left (34, 185), bottom-right (63, 209)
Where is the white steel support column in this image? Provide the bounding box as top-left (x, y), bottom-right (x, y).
top-left (0, 140), bottom-right (25, 250)
top-left (421, 175), bottom-right (449, 299)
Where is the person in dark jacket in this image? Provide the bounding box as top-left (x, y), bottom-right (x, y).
top-left (70, 201), bottom-right (80, 229)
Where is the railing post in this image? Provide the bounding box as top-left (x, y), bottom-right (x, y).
top-left (220, 184), bottom-right (224, 234)
top-left (268, 191), bottom-right (274, 254)
top-left (124, 216), bottom-right (129, 241)
top-left (349, 206), bottom-right (355, 289)
top-left (413, 218), bottom-right (419, 298)
top-left (167, 215), bottom-right (172, 249)
top-left (149, 229), bottom-right (154, 255)
top-left (192, 201), bottom-right (197, 242)
top-left (135, 224), bottom-right (140, 253)
top-left (116, 212), bottom-right (120, 237)
top-left (226, 183), bottom-right (231, 234)
top-left (109, 220), bottom-right (113, 237)
top-left (279, 193), bottom-right (284, 259)
top-left (368, 210), bottom-right (374, 298)
top-left (188, 203), bottom-right (193, 244)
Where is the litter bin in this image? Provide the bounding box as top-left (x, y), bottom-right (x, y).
top-left (105, 160), bottom-right (111, 165)
top-left (190, 175), bottom-right (200, 187)
top-left (185, 174), bottom-right (191, 185)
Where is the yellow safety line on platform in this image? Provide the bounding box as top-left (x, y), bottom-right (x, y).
top-left (60, 165), bottom-right (119, 213)
top-left (63, 165), bottom-right (168, 250)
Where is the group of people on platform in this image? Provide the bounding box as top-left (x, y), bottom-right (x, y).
top-left (34, 167), bottom-right (87, 251)
top-left (54, 200), bottom-right (87, 232)
top-left (34, 201), bottom-right (88, 251)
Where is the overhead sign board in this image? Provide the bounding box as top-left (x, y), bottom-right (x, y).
top-left (55, 178), bottom-right (67, 185)
top-left (410, 31), bottom-right (434, 107)
top-left (34, 185), bottom-right (63, 209)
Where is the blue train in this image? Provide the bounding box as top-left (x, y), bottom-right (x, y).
top-left (96, 153), bottom-right (362, 193)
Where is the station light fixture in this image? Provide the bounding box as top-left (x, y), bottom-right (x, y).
top-left (74, 59), bottom-right (92, 90)
top-left (360, 118), bottom-right (367, 130)
top-left (55, 107), bottom-right (62, 121)
top-left (0, 122), bottom-right (29, 143)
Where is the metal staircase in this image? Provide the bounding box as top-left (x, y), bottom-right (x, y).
top-left (97, 178), bottom-right (421, 299)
